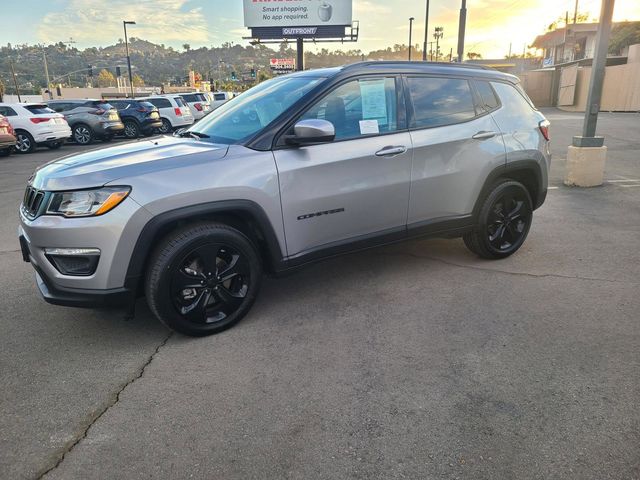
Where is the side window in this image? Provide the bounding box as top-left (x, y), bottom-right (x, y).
top-left (490, 82), bottom-right (535, 123)
top-left (407, 76), bottom-right (476, 128)
top-left (300, 77), bottom-right (398, 141)
top-left (0, 106), bottom-right (18, 116)
top-left (149, 98), bottom-right (171, 109)
top-left (474, 80), bottom-right (499, 112)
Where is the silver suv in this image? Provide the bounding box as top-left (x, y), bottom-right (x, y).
top-left (19, 62), bottom-right (550, 336)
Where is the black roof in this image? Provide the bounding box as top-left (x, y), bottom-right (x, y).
top-left (292, 61), bottom-right (518, 83)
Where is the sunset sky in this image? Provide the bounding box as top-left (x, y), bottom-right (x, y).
top-left (2, 0), bottom-right (639, 58)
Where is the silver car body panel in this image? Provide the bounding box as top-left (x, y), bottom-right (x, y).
top-left (274, 132), bottom-right (412, 257)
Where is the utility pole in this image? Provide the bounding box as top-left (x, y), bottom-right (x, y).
top-left (408, 17), bottom-right (415, 60)
top-left (508, 42), bottom-right (512, 59)
top-left (565, 0), bottom-right (615, 188)
top-left (573, 0), bottom-right (579, 23)
top-left (457, 0), bottom-right (467, 62)
top-left (43, 50), bottom-right (52, 99)
top-left (123, 20), bottom-right (136, 98)
top-left (422, 0), bottom-right (430, 61)
top-left (9, 60), bottom-right (21, 102)
top-left (296, 38), bottom-right (304, 71)
top-left (429, 41), bottom-right (434, 61)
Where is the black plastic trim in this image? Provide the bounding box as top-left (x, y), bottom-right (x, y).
top-left (123, 200), bottom-right (286, 290)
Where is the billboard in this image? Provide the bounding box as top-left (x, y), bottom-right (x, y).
top-left (270, 58), bottom-right (296, 74)
top-left (243, 0), bottom-right (352, 28)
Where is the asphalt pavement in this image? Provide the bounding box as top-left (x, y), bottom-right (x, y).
top-left (0, 111), bottom-right (638, 480)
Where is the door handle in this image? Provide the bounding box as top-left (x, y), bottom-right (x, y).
top-left (472, 130), bottom-right (497, 140)
top-left (375, 146), bottom-right (407, 157)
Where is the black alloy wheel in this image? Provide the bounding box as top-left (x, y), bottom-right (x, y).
top-left (124, 121), bottom-right (140, 139)
top-left (158, 118), bottom-right (172, 134)
top-left (146, 223), bottom-right (262, 336)
top-left (463, 180), bottom-right (532, 259)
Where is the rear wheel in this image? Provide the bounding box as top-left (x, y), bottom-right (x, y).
top-left (0, 147), bottom-right (12, 157)
top-left (14, 130), bottom-right (35, 154)
top-left (463, 179), bottom-right (533, 259)
top-left (72, 124), bottom-right (93, 145)
top-left (123, 120), bottom-right (140, 139)
top-left (145, 223), bottom-right (262, 336)
top-left (157, 118), bottom-right (172, 134)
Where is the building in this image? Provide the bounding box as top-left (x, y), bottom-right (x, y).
top-left (532, 21), bottom-right (639, 67)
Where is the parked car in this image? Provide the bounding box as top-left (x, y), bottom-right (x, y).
top-left (108, 99), bottom-right (162, 139)
top-left (18, 62), bottom-right (550, 337)
top-left (138, 95), bottom-right (194, 134)
top-left (178, 93), bottom-right (211, 120)
top-left (47, 99), bottom-right (124, 145)
top-left (206, 91), bottom-right (233, 110)
top-left (0, 114), bottom-right (17, 156)
top-left (0, 103), bottom-right (71, 154)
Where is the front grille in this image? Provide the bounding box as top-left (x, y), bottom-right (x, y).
top-left (22, 186), bottom-right (45, 218)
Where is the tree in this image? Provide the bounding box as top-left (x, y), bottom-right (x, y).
top-left (96, 69), bottom-right (115, 87)
top-left (608, 21), bottom-right (640, 55)
top-left (547, 12), bottom-right (592, 31)
top-left (132, 73), bottom-right (145, 87)
top-left (467, 52), bottom-right (482, 60)
top-left (183, 43), bottom-right (191, 52)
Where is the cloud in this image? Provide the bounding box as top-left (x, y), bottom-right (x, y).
top-left (37, 0), bottom-right (209, 46)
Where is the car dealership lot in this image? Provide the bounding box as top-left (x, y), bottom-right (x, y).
top-left (1, 111), bottom-right (639, 479)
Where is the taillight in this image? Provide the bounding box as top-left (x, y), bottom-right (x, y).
top-left (89, 108), bottom-right (106, 115)
top-left (30, 117), bottom-right (52, 124)
top-left (539, 120), bottom-right (550, 141)
top-left (194, 103), bottom-right (203, 111)
top-left (136, 107), bottom-right (148, 113)
top-left (174, 107), bottom-right (182, 116)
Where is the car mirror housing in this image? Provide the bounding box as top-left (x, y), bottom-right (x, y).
top-left (286, 119), bottom-right (335, 145)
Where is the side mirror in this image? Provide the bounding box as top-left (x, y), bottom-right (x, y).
top-left (286, 119), bottom-right (335, 145)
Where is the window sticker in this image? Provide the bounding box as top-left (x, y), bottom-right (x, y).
top-left (359, 119), bottom-right (379, 135)
top-left (360, 79), bottom-right (387, 124)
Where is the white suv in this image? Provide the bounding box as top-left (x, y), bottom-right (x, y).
top-left (0, 103), bottom-right (71, 153)
top-left (179, 93), bottom-right (211, 120)
top-left (139, 95), bottom-right (194, 134)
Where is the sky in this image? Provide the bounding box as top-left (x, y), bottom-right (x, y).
top-left (1, 0), bottom-right (639, 59)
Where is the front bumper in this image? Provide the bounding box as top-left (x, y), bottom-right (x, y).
top-left (18, 196), bottom-right (153, 307)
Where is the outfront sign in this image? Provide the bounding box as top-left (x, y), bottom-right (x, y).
top-left (243, 0), bottom-right (352, 28)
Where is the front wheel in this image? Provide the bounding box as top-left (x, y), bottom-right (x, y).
top-left (157, 118), bottom-right (172, 134)
top-left (463, 179), bottom-right (533, 259)
top-left (145, 223), bottom-right (262, 336)
top-left (123, 120), bottom-right (140, 139)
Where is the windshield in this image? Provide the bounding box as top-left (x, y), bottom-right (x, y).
top-left (189, 76), bottom-right (325, 144)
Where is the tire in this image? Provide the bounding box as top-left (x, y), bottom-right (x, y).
top-left (463, 179), bottom-right (533, 259)
top-left (157, 118), bottom-right (172, 134)
top-left (145, 222), bottom-right (262, 337)
top-left (14, 130), bottom-right (36, 154)
top-left (0, 147), bottom-right (12, 157)
top-left (72, 124), bottom-right (93, 145)
top-left (46, 140), bottom-right (63, 149)
top-left (123, 120), bottom-right (140, 139)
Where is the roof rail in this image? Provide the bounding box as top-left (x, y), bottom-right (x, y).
top-left (344, 61), bottom-right (495, 71)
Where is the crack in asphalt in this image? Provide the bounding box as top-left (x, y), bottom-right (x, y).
top-left (37, 331), bottom-right (174, 479)
top-left (380, 251), bottom-right (636, 285)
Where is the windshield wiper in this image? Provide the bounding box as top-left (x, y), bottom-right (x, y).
top-left (178, 130), bottom-right (210, 139)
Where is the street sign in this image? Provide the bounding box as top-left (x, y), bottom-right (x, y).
top-left (243, 0), bottom-right (352, 28)
top-left (269, 58), bottom-right (296, 74)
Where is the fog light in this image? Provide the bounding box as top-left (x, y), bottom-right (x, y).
top-left (44, 248), bottom-right (100, 276)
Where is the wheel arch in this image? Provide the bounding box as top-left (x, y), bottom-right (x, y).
top-left (473, 160), bottom-right (546, 219)
top-left (124, 200), bottom-right (286, 294)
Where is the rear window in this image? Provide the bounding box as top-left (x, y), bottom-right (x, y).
top-left (407, 77), bottom-right (476, 128)
top-left (110, 101), bottom-right (129, 110)
top-left (181, 94), bottom-right (198, 102)
top-left (139, 102), bottom-right (156, 110)
top-left (147, 98), bottom-right (172, 109)
top-left (196, 93), bottom-right (207, 101)
top-left (213, 93), bottom-right (227, 101)
top-left (84, 100), bottom-right (114, 110)
top-left (474, 81), bottom-right (500, 112)
top-left (174, 97), bottom-right (187, 107)
top-left (24, 105), bottom-right (56, 115)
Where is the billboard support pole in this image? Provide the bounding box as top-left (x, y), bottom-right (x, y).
top-left (296, 38), bottom-right (304, 71)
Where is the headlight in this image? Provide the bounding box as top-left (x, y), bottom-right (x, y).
top-left (46, 187), bottom-right (131, 217)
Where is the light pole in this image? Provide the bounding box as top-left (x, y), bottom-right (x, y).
top-left (123, 20), bottom-right (136, 98)
top-left (423, 0), bottom-right (430, 61)
top-left (408, 17), bottom-right (415, 60)
top-left (434, 26), bottom-right (443, 62)
top-left (42, 49), bottom-right (52, 99)
top-left (457, 0), bottom-right (467, 62)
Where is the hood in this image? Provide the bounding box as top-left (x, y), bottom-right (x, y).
top-left (30, 136), bottom-right (229, 191)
